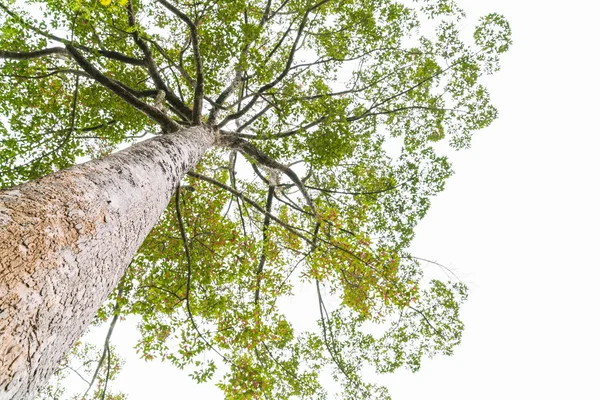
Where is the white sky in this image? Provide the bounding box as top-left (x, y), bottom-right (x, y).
top-left (76, 0), bottom-right (600, 398)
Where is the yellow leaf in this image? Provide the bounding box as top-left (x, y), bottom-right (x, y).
top-left (99, 0), bottom-right (111, 6)
top-left (119, 0), bottom-right (128, 5)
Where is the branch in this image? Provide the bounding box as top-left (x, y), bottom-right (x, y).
top-left (304, 183), bottom-right (399, 196)
top-left (217, 3), bottom-right (317, 128)
top-left (82, 287), bottom-right (122, 399)
top-left (254, 186), bottom-right (274, 304)
top-left (218, 133), bottom-right (316, 214)
top-left (207, 70), bottom-right (243, 124)
top-left (64, 365), bottom-right (90, 385)
top-left (264, 16), bottom-right (296, 63)
top-left (0, 47), bottom-right (68, 60)
top-left (408, 305), bottom-right (446, 340)
top-left (174, 185), bottom-right (198, 300)
top-left (149, 39), bottom-right (194, 87)
top-left (0, 3), bottom-right (145, 66)
top-left (65, 44), bottom-right (180, 133)
top-left (174, 185), bottom-right (237, 367)
top-left (126, 0), bottom-right (193, 122)
top-left (208, 0), bottom-right (278, 125)
top-left (228, 151), bottom-right (247, 236)
top-left (235, 102), bottom-right (273, 133)
top-left (157, 0), bottom-right (204, 123)
top-left (315, 280), bottom-right (366, 395)
top-left (100, 347), bottom-right (110, 400)
top-left (266, 0), bottom-right (292, 22)
top-left (235, 102), bottom-right (460, 141)
top-left (187, 172), bottom-right (313, 244)
top-left (362, 59), bottom-right (466, 116)
top-left (138, 284), bottom-right (184, 302)
top-left (3, 74), bottom-right (80, 175)
top-left (0, 69), bottom-right (90, 80)
top-left (178, 34), bottom-right (195, 86)
top-left (260, 0), bottom-right (272, 24)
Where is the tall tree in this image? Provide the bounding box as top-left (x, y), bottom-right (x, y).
top-left (0, 0), bottom-right (511, 398)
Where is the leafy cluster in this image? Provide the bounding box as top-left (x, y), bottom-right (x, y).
top-left (0, 0), bottom-right (510, 398)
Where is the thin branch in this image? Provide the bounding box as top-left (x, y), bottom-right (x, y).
top-left (254, 186), bottom-right (274, 304)
top-left (64, 365), bottom-right (90, 385)
top-left (217, 3), bottom-right (316, 128)
top-left (228, 151), bottom-right (247, 236)
top-left (174, 185), bottom-right (237, 366)
top-left (100, 347), bottom-right (110, 400)
top-left (138, 284), bottom-right (184, 302)
top-left (315, 279), bottom-right (364, 394)
top-left (267, 0), bottom-right (292, 22)
top-left (3, 73), bottom-right (81, 175)
top-left (148, 39), bottom-right (194, 90)
top-left (408, 305), bottom-right (446, 339)
top-left (187, 172), bottom-right (313, 244)
top-left (305, 183), bottom-right (399, 196)
top-left (82, 287), bottom-right (122, 399)
top-left (264, 16), bottom-right (296, 62)
top-left (0, 69), bottom-right (89, 80)
top-left (235, 101), bottom-right (274, 133)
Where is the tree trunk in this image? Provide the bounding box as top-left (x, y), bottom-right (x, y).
top-left (0, 125), bottom-right (216, 400)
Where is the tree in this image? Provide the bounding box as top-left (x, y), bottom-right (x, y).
top-left (0, 0), bottom-right (511, 398)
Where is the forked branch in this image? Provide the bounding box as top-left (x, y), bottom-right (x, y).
top-left (65, 44), bottom-right (180, 133)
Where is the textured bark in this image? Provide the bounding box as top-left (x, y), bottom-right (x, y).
top-left (0, 125), bottom-right (216, 400)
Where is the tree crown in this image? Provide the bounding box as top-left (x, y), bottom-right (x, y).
top-left (0, 0), bottom-right (511, 398)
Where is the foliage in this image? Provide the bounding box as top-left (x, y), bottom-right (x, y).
top-left (0, 0), bottom-right (510, 398)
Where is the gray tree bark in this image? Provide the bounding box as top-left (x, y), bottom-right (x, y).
top-left (0, 125), bottom-right (216, 400)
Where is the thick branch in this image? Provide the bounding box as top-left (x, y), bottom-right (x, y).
top-left (127, 0), bottom-right (193, 121)
top-left (157, 0), bottom-right (204, 123)
top-left (218, 133), bottom-right (316, 214)
top-left (65, 44), bottom-right (180, 133)
top-left (0, 3), bottom-right (145, 66)
top-left (0, 47), bottom-right (68, 60)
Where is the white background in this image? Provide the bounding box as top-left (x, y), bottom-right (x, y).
top-left (80, 0), bottom-right (600, 398)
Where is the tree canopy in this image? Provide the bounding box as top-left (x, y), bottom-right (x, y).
top-left (0, 0), bottom-right (511, 398)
